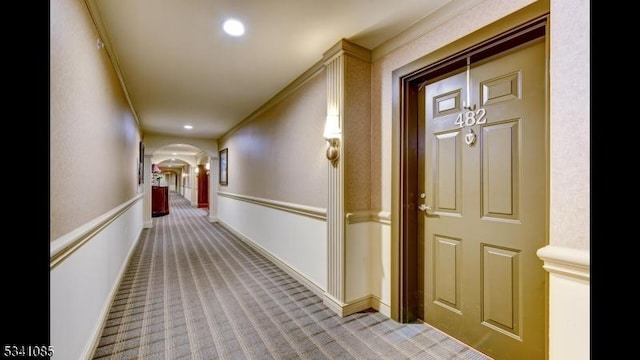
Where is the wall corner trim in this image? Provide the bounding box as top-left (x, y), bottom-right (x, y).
top-left (324, 294), bottom-right (388, 318)
top-left (323, 293), bottom-right (349, 316)
top-left (346, 210), bottom-right (391, 224)
top-left (537, 245), bottom-right (590, 281)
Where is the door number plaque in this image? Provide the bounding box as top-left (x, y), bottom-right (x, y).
top-left (454, 107), bottom-right (486, 128)
top-left (455, 105), bottom-right (484, 147)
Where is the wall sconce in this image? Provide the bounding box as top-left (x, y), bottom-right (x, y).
top-left (323, 114), bottom-right (341, 166)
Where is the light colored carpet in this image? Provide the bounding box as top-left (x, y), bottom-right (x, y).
top-left (92, 193), bottom-right (490, 359)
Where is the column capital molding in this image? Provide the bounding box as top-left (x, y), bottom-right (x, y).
top-left (323, 39), bottom-right (372, 64)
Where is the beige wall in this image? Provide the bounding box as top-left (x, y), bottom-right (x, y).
top-left (549, 0), bottom-right (589, 250)
top-left (218, 71), bottom-right (328, 208)
top-left (50, 0), bottom-right (140, 241)
top-left (344, 55), bottom-right (372, 212)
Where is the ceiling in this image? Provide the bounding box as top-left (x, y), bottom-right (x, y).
top-left (89, 0), bottom-right (457, 152)
top-left (152, 143), bottom-right (202, 168)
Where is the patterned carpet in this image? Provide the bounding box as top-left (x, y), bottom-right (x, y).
top-left (92, 192), bottom-right (490, 359)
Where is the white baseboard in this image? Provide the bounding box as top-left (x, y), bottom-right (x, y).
top-left (82, 229), bottom-right (142, 359)
top-left (342, 296), bottom-right (374, 316)
top-left (370, 295), bottom-right (391, 317)
top-left (324, 294), bottom-right (392, 318)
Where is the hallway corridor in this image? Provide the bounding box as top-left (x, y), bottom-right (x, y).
top-left (92, 193), bottom-right (490, 359)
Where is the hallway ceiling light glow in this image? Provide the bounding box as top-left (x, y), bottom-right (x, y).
top-left (184, 125), bottom-right (193, 129)
top-left (223, 19), bottom-right (245, 36)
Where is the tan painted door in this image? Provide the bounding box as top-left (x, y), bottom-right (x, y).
top-left (419, 39), bottom-right (546, 359)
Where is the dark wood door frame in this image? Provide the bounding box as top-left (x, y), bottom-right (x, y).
top-left (397, 15), bottom-right (547, 323)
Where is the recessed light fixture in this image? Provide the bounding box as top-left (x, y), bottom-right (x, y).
top-left (184, 125), bottom-right (193, 129)
top-left (223, 18), bottom-right (245, 36)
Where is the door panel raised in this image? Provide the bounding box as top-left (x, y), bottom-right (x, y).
top-left (482, 120), bottom-right (520, 220)
top-left (420, 39), bottom-right (546, 360)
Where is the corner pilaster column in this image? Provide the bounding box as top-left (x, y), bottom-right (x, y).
top-left (143, 154), bottom-right (153, 228)
top-left (322, 39), bottom-right (371, 316)
top-left (208, 155), bottom-right (219, 223)
top-left (190, 165), bottom-right (198, 207)
top-left (323, 45), bottom-right (346, 314)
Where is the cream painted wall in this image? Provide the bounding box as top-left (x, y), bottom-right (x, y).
top-left (342, 219), bottom-right (391, 314)
top-left (218, 71), bottom-right (327, 208)
top-left (548, 273), bottom-right (589, 359)
top-left (345, 223), bottom-right (371, 302)
top-left (50, 0), bottom-right (141, 241)
top-left (218, 196), bottom-right (327, 291)
top-left (369, 222), bottom-right (392, 311)
top-left (50, 199), bottom-right (143, 360)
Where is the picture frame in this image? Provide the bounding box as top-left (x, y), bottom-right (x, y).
top-left (138, 141), bottom-right (145, 185)
top-left (219, 148), bottom-right (228, 185)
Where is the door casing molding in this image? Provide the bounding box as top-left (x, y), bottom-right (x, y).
top-left (390, 2), bottom-right (550, 323)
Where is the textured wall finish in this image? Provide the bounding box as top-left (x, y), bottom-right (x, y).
top-left (218, 72), bottom-right (327, 209)
top-left (550, 0), bottom-right (589, 250)
top-left (51, 0), bottom-right (140, 241)
top-left (344, 56), bottom-right (372, 212)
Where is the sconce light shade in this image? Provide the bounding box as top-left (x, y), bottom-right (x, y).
top-left (323, 114), bottom-right (341, 140)
top-left (152, 163), bottom-right (161, 173)
top-left (323, 114), bottom-right (341, 166)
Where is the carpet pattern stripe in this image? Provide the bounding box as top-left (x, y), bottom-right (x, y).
top-left (92, 193), bottom-right (491, 359)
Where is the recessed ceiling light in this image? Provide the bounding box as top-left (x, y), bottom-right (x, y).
top-left (172, 152), bottom-right (177, 155)
top-left (223, 19), bottom-right (244, 36)
top-left (184, 125), bottom-right (193, 129)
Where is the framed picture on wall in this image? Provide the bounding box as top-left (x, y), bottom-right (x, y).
top-left (138, 141), bottom-right (144, 185)
top-left (219, 148), bottom-right (228, 185)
